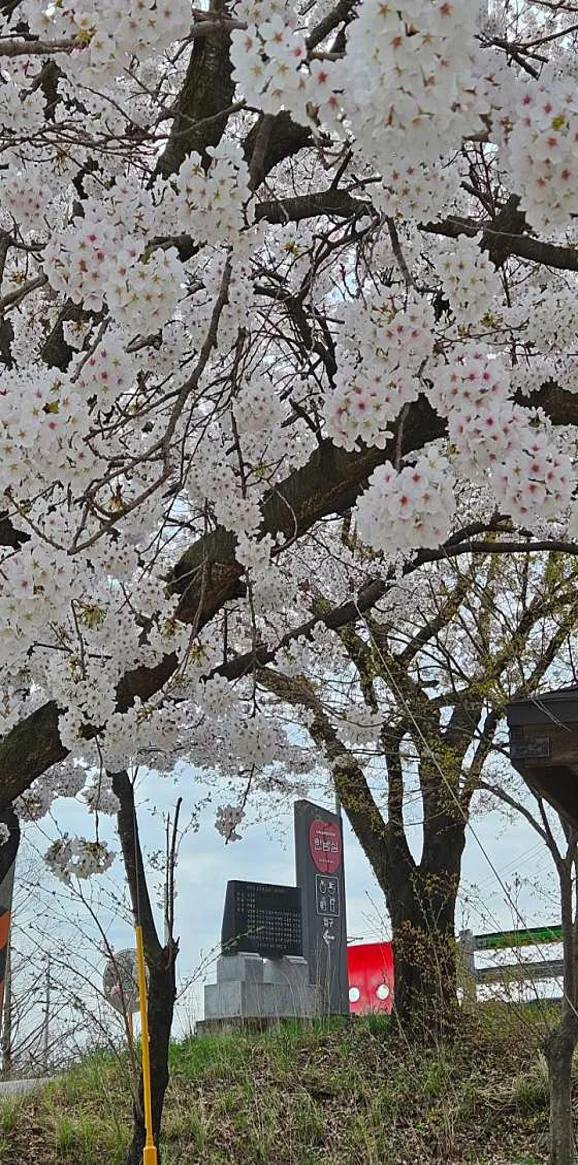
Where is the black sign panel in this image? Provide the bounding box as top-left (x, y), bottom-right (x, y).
top-left (294, 800), bottom-right (349, 1015)
top-left (221, 880), bottom-right (303, 960)
top-left (315, 874), bottom-right (340, 918)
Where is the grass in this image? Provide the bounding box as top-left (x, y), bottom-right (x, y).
top-left (0, 1006), bottom-right (567, 1165)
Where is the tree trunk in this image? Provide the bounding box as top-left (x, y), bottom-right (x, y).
top-left (546, 860), bottom-right (578, 1165)
top-left (387, 818), bottom-right (465, 1041)
top-left (329, 742), bottom-right (466, 1039)
top-left (126, 942), bottom-right (177, 1165)
top-left (390, 874), bottom-right (460, 1040)
top-left (111, 771), bottom-right (179, 1165)
top-left (545, 1022), bottom-right (577, 1165)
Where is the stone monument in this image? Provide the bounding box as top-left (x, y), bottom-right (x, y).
top-left (201, 880), bottom-right (319, 1031)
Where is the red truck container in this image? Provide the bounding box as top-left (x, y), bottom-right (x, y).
top-left (347, 941), bottom-right (394, 1014)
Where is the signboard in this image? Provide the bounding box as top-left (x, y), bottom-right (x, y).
top-left (103, 949), bottom-right (142, 1015)
top-left (309, 820), bottom-right (342, 874)
top-left (0, 813), bottom-right (19, 1035)
top-left (294, 800), bottom-right (349, 1015)
top-left (221, 880), bottom-right (303, 960)
top-left (0, 857), bottom-right (16, 1030)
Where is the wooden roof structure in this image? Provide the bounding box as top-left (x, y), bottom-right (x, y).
top-left (507, 686), bottom-right (578, 829)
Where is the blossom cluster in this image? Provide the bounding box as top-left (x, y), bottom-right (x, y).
top-left (230, 14), bottom-right (340, 128)
top-left (432, 235), bottom-right (503, 326)
top-left (215, 804), bottom-right (246, 842)
top-left (43, 195), bottom-right (185, 334)
top-left (430, 351), bottom-right (575, 519)
top-left (503, 71), bottom-right (578, 233)
top-left (174, 146), bottom-right (252, 243)
top-left (324, 297), bottom-right (434, 450)
top-left (374, 158), bottom-right (463, 222)
top-left (338, 1), bottom-right (490, 175)
top-left (23, 0), bottom-right (191, 79)
top-left (324, 357), bottom-right (403, 451)
top-left (44, 836), bottom-right (115, 883)
top-left (0, 368), bottom-right (97, 501)
top-left (356, 454), bottom-right (456, 553)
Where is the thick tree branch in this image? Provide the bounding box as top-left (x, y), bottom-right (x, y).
top-left (244, 111), bottom-right (314, 183)
top-left (0, 36), bottom-right (80, 57)
top-left (156, 0), bottom-right (235, 178)
top-left (422, 197), bottom-right (578, 273)
top-left (256, 187), bottom-right (578, 273)
top-left (306, 0), bottom-right (358, 50)
top-left (255, 188), bottom-right (373, 225)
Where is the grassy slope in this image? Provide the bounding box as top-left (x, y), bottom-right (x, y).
top-left (0, 1008), bottom-right (565, 1165)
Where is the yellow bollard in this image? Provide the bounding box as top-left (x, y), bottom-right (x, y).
top-left (135, 925), bottom-right (158, 1165)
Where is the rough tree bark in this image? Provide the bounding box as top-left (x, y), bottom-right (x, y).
top-left (546, 1021), bottom-right (577, 1165)
top-left (387, 823), bottom-right (465, 1039)
top-left (127, 949), bottom-right (177, 1165)
top-left (156, 0), bottom-right (235, 178)
top-left (112, 770), bottom-right (178, 1165)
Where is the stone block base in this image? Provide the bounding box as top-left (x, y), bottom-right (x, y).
top-left (203, 954), bottom-right (319, 1024)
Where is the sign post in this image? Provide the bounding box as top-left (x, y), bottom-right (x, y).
top-left (294, 800), bottom-right (349, 1015)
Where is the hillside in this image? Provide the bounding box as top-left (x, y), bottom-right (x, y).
top-left (0, 1008), bottom-right (564, 1165)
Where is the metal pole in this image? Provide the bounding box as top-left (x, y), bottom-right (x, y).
top-left (135, 925), bottom-right (157, 1165)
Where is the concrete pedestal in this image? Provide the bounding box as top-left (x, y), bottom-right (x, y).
top-left (202, 953), bottom-right (319, 1028)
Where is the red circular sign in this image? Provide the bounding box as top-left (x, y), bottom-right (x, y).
top-left (309, 819), bottom-right (342, 874)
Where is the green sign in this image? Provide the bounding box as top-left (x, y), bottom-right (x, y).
top-left (474, 924), bottom-right (562, 952)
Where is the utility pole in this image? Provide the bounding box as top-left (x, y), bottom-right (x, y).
top-left (43, 954), bottom-right (51, 1074)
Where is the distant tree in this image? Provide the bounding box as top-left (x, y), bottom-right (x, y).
top-left (259, 551), bottom-right (578, 1036)
top-left (475, 765), bottom-right (578, 1165)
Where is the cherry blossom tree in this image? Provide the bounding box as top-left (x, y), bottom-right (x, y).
top-left (2, 0), bottom-right (578, 1153)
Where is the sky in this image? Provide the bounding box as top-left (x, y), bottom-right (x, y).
top-left (13, 760), bottom-right (562, 1051)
